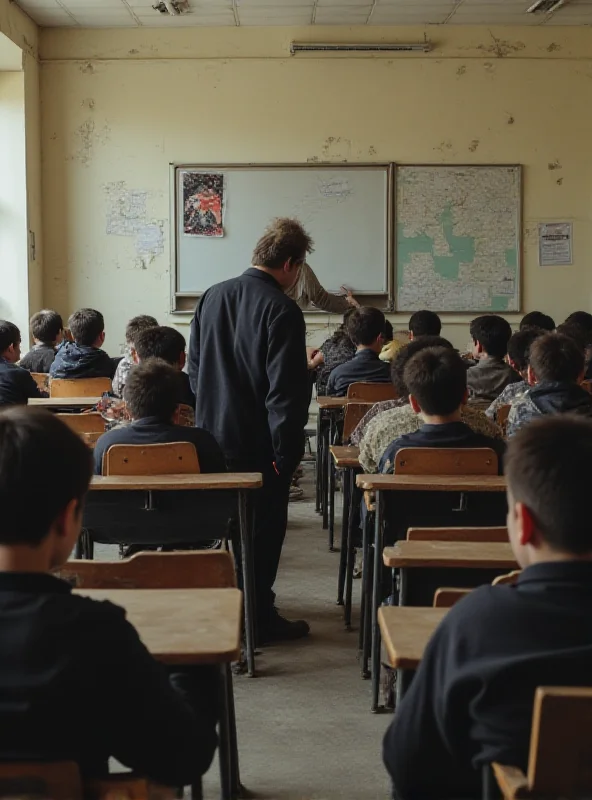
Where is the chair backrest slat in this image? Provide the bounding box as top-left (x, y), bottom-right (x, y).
top-left (394, 447), bottom-right (499, 476)
top-left (407, 526), bottom-right (508, 542)
top-left (346, 382), bottom-right (397, 403)
top-left (342, 402), bottom-right (373, 442)
top-left (50, 378), bottom-right (112, 398)
top-left (433, 588), bottom-right (472, 608)
top-left (104, 442), bottom-right (200, 476)
top-left (57, 412), bottom-right (105, 434)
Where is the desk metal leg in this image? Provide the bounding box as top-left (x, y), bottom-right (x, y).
top-left (238, 491), bottom-right (256, 678)
top-left (395, 668), bottom-right (413, 708)
top-left (327, 416), bottom-right (335, 550)
top-left (398, 567), bottom-right (408, 607)
top-left (371, 491), bottom-right (384, 713)
top-left (218, 664), bottom-right (232, 800)
top-left (225, 663), bottom-right (243, 799)
top-left (336, 467), bottom-right (350, 605)
top-left (322, 416), bottom-right (329, 531)
top-left (343, 469), bottom-right (356, 630)
top-left (315, 411), bottom-right (322, 514)
top-left (358, 506), bottom-right (370, 655)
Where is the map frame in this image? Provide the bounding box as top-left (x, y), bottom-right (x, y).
top-left (394, 164), bottom-right (522, 314)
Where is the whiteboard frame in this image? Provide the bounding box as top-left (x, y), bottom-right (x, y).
top-left (394, 163), bottom-right (523, 314)
top-left (169, 162), bottom-right (394, 313)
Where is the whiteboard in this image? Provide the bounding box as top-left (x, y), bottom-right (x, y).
top-left (172, 165), bottom-right (391, 303)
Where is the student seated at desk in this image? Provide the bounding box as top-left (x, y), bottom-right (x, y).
top-left (0, 407), bottom-right (219, 787)
top-left (507, 332), bottom-right (592, 437)
top-left (520, 310), bottom-right (555, 332)
top-left (379, 346), bottom-right (505, 474)
top-left (486, 326), bottom-right (544, 419)
top-left (326, 307), bottom-right (391, 397)
top-left (383, 415), bottom-right (592, 800)
top-left (312, 308), bottom-right (356, 395)
top-left (19, 310), bottom-right (64, 373)
top-left (0, 321), bottom-right (44, 407)
top-left (50, 308), bottom-right (114, 380)
top-left (94, 358), bottom-right (225, 475)
top-left (112, 314), bottom-right (158, 398)
top-left (408, 309), bottom-right (441, 339)
top-left (466, 314), bottom-right (520, 403)
top-left (134, 325), bottom-right (195, 410)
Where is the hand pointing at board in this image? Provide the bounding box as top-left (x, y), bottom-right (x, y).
top-left (286, 262), bottom-right (359, 313)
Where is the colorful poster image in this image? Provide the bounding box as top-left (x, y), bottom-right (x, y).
top-left (183, 172), bottom-right (225, 237)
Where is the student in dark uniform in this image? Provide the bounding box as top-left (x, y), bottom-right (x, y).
top-left (0, 321), bottom-right (44, 407)
top-left (383, 414), bottom-right (592, 800)
top-left (50, 308), bottom-right (114, 380)
top-left (94, 359), bottom-right (224, 475)
top-left (19, 310), bottom-right (64, 373)
top-left (188, 217), bottom-right (311, 644)
top-left (134, 325), bottom-right (195, 410)
top-left (326, 306), bottom-right (391, 397)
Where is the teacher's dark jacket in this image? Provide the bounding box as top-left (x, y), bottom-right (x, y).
top-left (188, 268), bottom-right (309, 475)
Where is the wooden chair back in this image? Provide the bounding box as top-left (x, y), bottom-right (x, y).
top-left (50, 377), bottom-right (112, 398)
top-left (57, 412), bottom-right (105, 434)
top-left (31, 372), bottom-right (49, 392)
top-left (492, 569), bottom-right (521, 586)
top-left (0, 761), bottom-right (82, 799)
top-left (57, 550), bottom-right (236, 589)
top-left (342, 402), bottom-right (373, 442)
top-left (103, 442), bottom-right (200, 476)
top-left (407, 526), bottom-right (508, 543)
top-left (496, 404), bottom-right (511, 434)
top-left (493, 687), bottom-right (592, 799)
top-left (433, 588), bottom-right (472, 608)
top-left (346, 382), bottom-right (397, 403)
top-left (393, 448), bottom-right (499, 476)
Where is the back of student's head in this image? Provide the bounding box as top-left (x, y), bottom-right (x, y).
top-left (346, 307), bottom-right (386, 347)
top-left (529, 332), bottom-right (584, 383)
top-left (124, 359), bottom-right (181, 422)
top-left (125, 315), bottom-right (158, 346)
top-left (403, 346), bottom-right (467, 415)
top-left (251, 218), bottom-right (314, 269)
top-left (0, 321), bottom-right (21, 355)
top-left (507, 327), bottom-right (544, 373)
top-left (0, 407), bottom-right (92, 546)
top-left (134, 326), bottom-right (186, 366)
top-left (330, 307), bottom-right (357, 346)
top-left (30, 310), bottom-right (63, 345)
top-left (390, 336), bottom-right (453, 397)
top-left (505, 416), bottom-right (592, 556)
top-left (564, 311), bottom-right (592, 333)
top-left (520, 311), bottom-right (555, 332)
top-left (408, 310), bottom-right (442, 338)
top-left (68, 308), bottom-right (104, 346)
top-left (470, 314), bottom-right (512, 358)
top-left (556, 322), bottom-right (592, 358)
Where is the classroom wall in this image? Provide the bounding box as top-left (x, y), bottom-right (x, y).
top-left (39, 25), bottom-right (592, 352)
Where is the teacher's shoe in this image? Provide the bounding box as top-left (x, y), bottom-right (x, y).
top-left (257, 608), bottom-right (310, 645)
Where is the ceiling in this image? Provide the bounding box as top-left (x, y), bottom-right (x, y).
top-left (15, 0), bottom-right (592, 29)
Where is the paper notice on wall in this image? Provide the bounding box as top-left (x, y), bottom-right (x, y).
top-left (539, 222), bottom-right (572, 267)
top-left (318, 178), bottom-right (352, 199)
top-left (105, 184), bottom-right (147, 236)
top-left (136, 223), bottom-right (164, 261)
top-left (182, 172), bottom-right (225, 237)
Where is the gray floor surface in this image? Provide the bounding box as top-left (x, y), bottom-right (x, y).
top-left (96, 473), bottom-right (393, 799)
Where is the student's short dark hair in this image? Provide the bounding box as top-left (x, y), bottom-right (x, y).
top-left (520, 311), bottom-right (555, 332)
top-left (346, 307), bottom-right (386, 347)
top-left (390, 336), bottom-right (453, 397)
top-left (556, 323), bottom-right (592, 353)
top-left (0, 321), bottom-right (21, 354)
top-left (470, 315), bottom-right (512, 358)
top-left (564, 311), bottom-right (592, 333)
top-left (505, 416), bottom-right (592, 555)
top-left (124, 358), bottom-right (182, 422)
top-left (409, 310), bottom-right (442, 337)
top-left (68, 308), bottom-right (105, 346)
top-left (251, 218), bottom-right (314, 270)
top-left (125, 315), bottom-right (158, 346)
top-left (30, 310), bottom-right (63, 344)
top-left (529, 333), bottom-right (584, 383)
top-left (403, 346), bottom-right (467, 415)
top-left (134, 326), bottom-right (186, 365)
top-left (0, 407), bottom-right (92, 545)
top-left (507, 327), bottom-right (544, 373)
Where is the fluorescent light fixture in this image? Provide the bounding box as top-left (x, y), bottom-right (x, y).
top-left (290, 42), bottom-right (431, 55)
top-left (526, 0), bottom-right (567, 13)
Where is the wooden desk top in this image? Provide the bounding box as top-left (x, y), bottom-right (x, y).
top-left (330, 445), bottom-right (361, 468)
top-left (316, 396), bottom-right (347, 410)
top-left (74, 588), bottom-right (242, 664)
top-left (356, 473), bottom-right (506, 492)
top-left (383, 540), bottom-right (517, 569)
top-left (378, 606), bottom-right (447, 669)
top-left (90, 473), bottom-right (263, 491)
top-left (29, 397), bottom-right (100, 408)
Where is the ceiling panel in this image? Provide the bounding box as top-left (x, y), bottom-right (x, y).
top-left (14, 0), bottom-right (592, 29)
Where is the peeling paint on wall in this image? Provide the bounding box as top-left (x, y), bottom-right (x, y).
top-left (72, 118), bottom-right (110, 167)
top-left (103, 182), bottom-right (165, 268)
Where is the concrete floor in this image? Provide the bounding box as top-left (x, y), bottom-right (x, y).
top-left (98, 472), bottom-right (393, 799)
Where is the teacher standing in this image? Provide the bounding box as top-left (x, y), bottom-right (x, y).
top-left (287, 262), bottom-right (359, 312)
top-left (188, 217), bottom-right (312, 644)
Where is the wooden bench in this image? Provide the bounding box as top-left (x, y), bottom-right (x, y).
top-left (50, 377), bottom-right (112, 398)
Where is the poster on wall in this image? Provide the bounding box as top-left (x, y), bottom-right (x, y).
top-left (539, 222), bottom-right (572, 267)
top-left (182, 172), bottom-right (225, 237)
